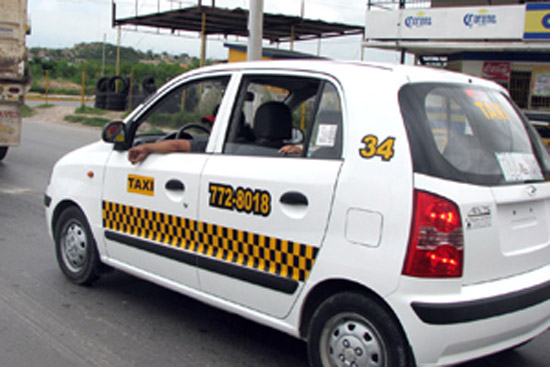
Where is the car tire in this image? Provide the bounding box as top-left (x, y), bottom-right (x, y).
top-left (307, 292), bottom-right (412, 367)
top-left (54, 206), bottom-right (101, 285)
top-left (0, 147), bottom-right (8, 161)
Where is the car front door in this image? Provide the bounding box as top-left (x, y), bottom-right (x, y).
top-left (197, 73), bottom-right (344, 317)
top-left (101, 73), bottom-right (233, 290)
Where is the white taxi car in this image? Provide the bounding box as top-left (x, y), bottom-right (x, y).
top-left (45, 60), bottom-right (550, 367)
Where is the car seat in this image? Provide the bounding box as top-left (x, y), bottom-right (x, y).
top-left (253, 101), bottom-right (292, 149)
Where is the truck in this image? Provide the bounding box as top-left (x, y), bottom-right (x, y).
top-left (0, 0), bottom-right (29, 161)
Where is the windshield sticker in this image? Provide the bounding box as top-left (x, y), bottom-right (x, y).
top-left (496, 153), bottom-right (543, 182)
top-left (473, 101), bottom-right (510, 121)
top-left (466, 206), bottom-right (492, 230)
top-left (316, 124), bottom-right (338, 147)
top-left (128, 174), bottom-right (155, 196)
top-left (359, 135), bottom-right (396, 161)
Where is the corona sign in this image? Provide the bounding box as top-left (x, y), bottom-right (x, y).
top-left (524, 3), bottom-right (550, 40)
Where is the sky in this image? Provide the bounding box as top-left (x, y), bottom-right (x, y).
top-left (26, 0), bottom-right (402, 62)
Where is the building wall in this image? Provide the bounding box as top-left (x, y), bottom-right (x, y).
top-left (227, 48), bottom-right (270, 63)
top-left (431, 0), bottom-right (523, 7)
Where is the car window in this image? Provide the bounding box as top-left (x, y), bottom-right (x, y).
top-left (400, 83), bottom-right (550, 185)
top-left (307, 83), bottom-right (343, 159)
top-left (223, 75), bottom-right (342, 158)
top-left (131, 76), bottom-right (230, 150)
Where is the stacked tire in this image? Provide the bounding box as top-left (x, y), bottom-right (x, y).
top-left (130, 76), bottom-right (157, 109)
top-left (95, 75), bottom-right (157, 111)
top-left (94, 77), bottom-right (109, 109)
top-left (105, 76), bottom-right (129, 111)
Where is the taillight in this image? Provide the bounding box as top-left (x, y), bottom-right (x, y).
top-left (403, 190), bottom-right (463, 278)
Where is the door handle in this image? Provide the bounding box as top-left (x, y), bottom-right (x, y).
top-left (280, 191), bottom-right (308, 206)
top-left (165, 179), bottom-right (185, 191)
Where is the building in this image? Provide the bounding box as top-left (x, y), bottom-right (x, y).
top-left (364, 0), bottom-right (550, 118)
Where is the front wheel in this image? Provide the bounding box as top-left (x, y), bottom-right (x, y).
top-left (54, 206), bottom-right (102, 285)
top-left (0, 147), bottom-right (8, 161)
top-left (307, 292), bottom-right (412, 367)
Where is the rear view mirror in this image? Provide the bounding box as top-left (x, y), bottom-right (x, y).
top-left (102, 121), bottom-right (128, 150)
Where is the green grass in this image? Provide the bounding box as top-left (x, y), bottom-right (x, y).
top-left (74, 105), bottom-right (107, 115)
top-left (36, 103), bottom-right (56, 109)
top-left (21, 104), bottom-right (35, 117)
top-left (64, 115), bottom-right (110, 127)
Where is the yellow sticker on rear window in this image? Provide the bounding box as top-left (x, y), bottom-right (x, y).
top-left (127, 174), bottom-right (155, 196)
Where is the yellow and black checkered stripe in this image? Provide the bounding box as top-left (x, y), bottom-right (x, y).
top-left (102, 201), bottom-right (318, 294)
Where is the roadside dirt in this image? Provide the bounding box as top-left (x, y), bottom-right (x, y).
top-left (25, 104), bottom-right (124, 127)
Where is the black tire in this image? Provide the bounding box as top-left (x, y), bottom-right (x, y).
top-left (105, 91), bottom-right (127, 111)
top-left (142, 76), bottom-right (157, 94)
top-left (307, 292), bottom-right (412, 367)
top-left (54, 206), bottom-right (101, 285)
top-left (96, 76), bottom-right (109, 92)
top-left (0, 147), bottom-right (8, 161)
top-left (95, 91), bottom-right (106, 109)
top-left (95, 77), bottom-right (110, 109)
top-left (108, 76), bottom-right (129, 94)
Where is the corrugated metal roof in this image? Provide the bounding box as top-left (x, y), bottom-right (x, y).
top-left (113, 5), bottom-right (364, 44)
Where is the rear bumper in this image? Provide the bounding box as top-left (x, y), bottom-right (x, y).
top-left (389, 265), bottom-right (550, 366)
top-left (412, 280), bottom-right (550, 325)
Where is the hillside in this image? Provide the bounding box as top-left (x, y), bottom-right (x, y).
top-left (27, 43), bottom-right (215, 96)
top-left (29, 42), bottom-right (196, 66)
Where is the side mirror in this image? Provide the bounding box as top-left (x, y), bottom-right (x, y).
top-left (102, 121), bottom-right (128, 150)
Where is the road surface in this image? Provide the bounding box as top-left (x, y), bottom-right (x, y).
top-left (0, 118), bottom-right (548, 367)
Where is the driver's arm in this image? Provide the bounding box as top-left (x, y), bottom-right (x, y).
top-left (128, 139), bottom-right (191, 164)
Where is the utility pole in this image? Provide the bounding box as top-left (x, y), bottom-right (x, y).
top-left (247, 0), bottom-right (264, 61)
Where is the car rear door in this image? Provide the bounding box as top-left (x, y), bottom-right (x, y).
top-left (197, 72), bottom-right (345, 317)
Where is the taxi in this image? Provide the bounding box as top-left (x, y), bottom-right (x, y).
top-left (44, 60), bottom-right (550, 367)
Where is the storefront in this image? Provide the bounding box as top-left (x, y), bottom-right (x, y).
top-left (364, 3), bottom-right (550, 117)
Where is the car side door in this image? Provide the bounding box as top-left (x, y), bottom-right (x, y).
top-left (197, 72), bottom-right (344, 318)
top-left (101, 73), bottom-right (235, 290)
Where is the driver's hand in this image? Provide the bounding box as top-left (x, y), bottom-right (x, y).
top-left (279, 145), bottom-right (303, 155)
top-left (128, 145), bottom-right (150, 164)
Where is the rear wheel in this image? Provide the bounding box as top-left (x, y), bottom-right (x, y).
top-left (54, 207), bottom-right (101, 285)
top-left (0, 147), bottom-right (8, 161)
top-left (307, 292), bottom-right (412, 367)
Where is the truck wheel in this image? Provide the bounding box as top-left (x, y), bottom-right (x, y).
top-left (54, 206), bottom-right (101, 285)
top-left (0, 147), bottom-right (8, 161)
top-left (307, 292), bottom-right (412, 367)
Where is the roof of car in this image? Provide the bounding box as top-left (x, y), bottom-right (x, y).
top-left (156, 59), bottom-right (502, 101)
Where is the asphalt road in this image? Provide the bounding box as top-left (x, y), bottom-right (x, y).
top-left (0, 118), bottom-right (548, 367)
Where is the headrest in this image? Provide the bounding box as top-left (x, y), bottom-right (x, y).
top-left (253, 102), bottom-right (292, 140)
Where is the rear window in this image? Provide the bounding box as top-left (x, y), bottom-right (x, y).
top-left (400, 83), bottom-right (550, 186)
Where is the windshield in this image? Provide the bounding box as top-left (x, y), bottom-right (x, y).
top-left (399, 83), bottom-right (550, 186)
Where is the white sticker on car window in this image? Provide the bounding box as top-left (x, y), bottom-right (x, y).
top-left (316, 124), bottom-right (337, 147)
top-left (495, 153), bottom-right (543, 182)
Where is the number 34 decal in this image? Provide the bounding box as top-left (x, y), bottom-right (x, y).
top-left (359, 135), bottom-right (396, 161)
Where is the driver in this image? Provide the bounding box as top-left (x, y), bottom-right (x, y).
top-left (128, 112), bottom-right (215, 165)
top-left (128, 110), bottom-right (302, 164)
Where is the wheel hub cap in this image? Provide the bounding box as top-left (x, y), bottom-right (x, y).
top-left (329, 320), bottom-right (383, 367)
top-left (63, 223), bottom-right (87, 271)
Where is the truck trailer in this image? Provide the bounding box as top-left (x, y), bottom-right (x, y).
top-left (0, 0), bottom-right (29, 161)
